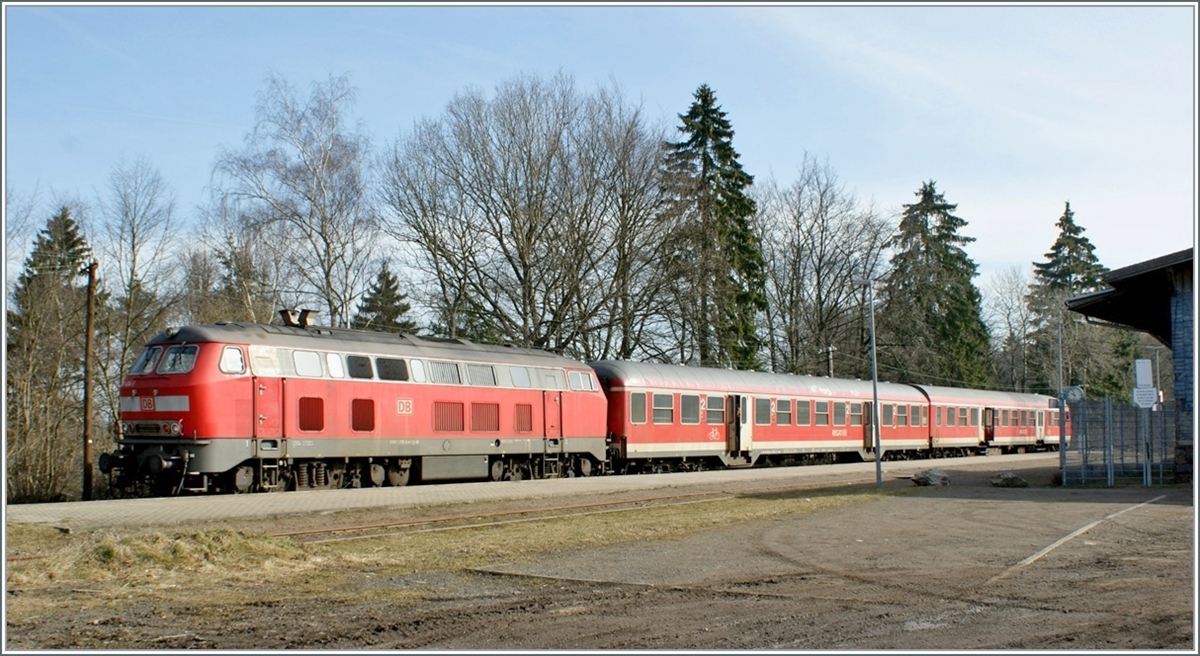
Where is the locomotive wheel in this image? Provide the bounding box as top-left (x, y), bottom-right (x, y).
top-left (385, 463), bottom-right (410, 487)
top-left (490, 459), bottom-right (505, 482)
top-left (233, 466), bottom-right (254, 494)
top-left (368, 463), bottom-right (386, 487)
top-left (577, 457), bottom-right (593, 477)
top-left (507, 461), bottom-right (525, 482)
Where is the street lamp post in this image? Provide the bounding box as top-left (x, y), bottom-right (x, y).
top-left (855, 277), bottom-right (882, 488)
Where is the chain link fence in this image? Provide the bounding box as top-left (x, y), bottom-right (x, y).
top-left (1061, 397), bottom-right (1178, 486)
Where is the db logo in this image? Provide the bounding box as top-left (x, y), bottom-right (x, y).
top-left (140, 397), bottom-right (155, 411)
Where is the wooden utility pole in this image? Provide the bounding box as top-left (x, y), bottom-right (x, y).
top-left (82, 261), bottom-right (97, 501)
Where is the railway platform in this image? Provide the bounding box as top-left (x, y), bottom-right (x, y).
top-left (5, 453), bottom-right (1059, 531)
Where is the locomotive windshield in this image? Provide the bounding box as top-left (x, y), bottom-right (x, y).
top-left (156, 344), bottom-right (199, 374)
top-left (129, 346), bottom-right (163, 375)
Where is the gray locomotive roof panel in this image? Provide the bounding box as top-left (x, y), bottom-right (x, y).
top-left (908, 384), bottom-right (1055, 406)
top-left (589, 361), bottom-right (927, 402)
top-left (146, 323), bottom-right (585, 368)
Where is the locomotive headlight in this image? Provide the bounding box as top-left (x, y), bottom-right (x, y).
top-left (121, 422), bottom-right (131, 434)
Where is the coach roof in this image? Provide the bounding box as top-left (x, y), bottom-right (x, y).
top-left (146, 322), bottom-right (585, 367)
top-left (589, 361), bottom-right (926, 401)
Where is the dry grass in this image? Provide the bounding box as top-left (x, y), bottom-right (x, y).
top-left (5, 486), bottom-right (904, 617)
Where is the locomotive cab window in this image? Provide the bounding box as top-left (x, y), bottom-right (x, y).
top-left (569, 371), bottom-right (597, 391)
top-left (219, 346), bottom-right (245, 374)
top-left (130, 346), bottom-right (163, 374)
top-left (157, 345), bottom-right (199, 374)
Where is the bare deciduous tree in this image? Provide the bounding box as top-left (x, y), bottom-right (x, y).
top-left (381, 72), bottom-right (672, 359)
top-left (214, 72), bottom-right (378, 327)
top-left (754, 155), bottom-right (891, 378)
top-left (984, 266), bottom-right (1035, 391)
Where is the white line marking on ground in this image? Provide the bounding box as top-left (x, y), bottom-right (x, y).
top-left (985, 494), bottom-right (1166, 585)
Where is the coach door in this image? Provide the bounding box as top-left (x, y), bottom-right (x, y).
top-left (725, 395), bottom-right (752, 453)
top-left (862, 401), bottom-right (874, 449)
top-left (544, 391), bottom-right (562, 438)
top-left (983, 407), bottom-right (996, 443)
top-left (254, 376), bottom-right (283, 439)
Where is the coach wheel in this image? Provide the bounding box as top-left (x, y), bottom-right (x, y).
top-left (233, 466), bottom-right (254, 494)
top-left (490, 459), bottom-right (505, 482)
top-left (577, 457), bottom-right (593, 478)
top-left (386, 463), bottom-right (410, 487)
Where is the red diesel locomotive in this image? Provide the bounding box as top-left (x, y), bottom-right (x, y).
top-left (100, 316), bottom-right (1066, 495)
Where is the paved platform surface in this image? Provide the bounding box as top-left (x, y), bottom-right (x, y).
top-left (5, 453), bottom-right (1061, 530)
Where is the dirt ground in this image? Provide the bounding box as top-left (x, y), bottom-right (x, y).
top-left (5, 462), bottom-right (1195, 650)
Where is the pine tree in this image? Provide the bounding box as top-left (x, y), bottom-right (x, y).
top-left (878, 181), bottom-right (991, 387)
top-left (352, 263), bottom-right (418, 333)
top-left (663, 84), bottom-right (767, 370)
top-left (6, 207), bottom-right (95, 501)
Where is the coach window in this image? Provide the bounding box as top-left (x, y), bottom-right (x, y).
top-left (130, 346), bottom-right (163, 375)
top-left (966, 407), bottom-right (976, 426)
top-left (796, 399), bottom-right (811, 425)
top-left (630, 392), bottom-right (647, 424)
top-left (429, 361), bottom-right (462, 384)
top-left (325, 353), bottom-right (345, 378)
top-left (947, 406), bottom-right (957, 427)
top-left (896, 404), bottom-right (908, 427)
top-left (157, 344), bottom-right (199, 374)
top-left (219, 346), bottom-right (245, 374)
top-left (920, 406), bottom-right (928, 427)
top-left (681, 394), bottom-right (701, 425)
top-left (777, 399), bottom-right (792, 426)
top-left (833, 401), bottom-right (847, 426)
top-left (849, 402), bottom-right (863, 426)
top-left (705, 396), bottom-right (725, 424)
top-left (815, 401), bottom-right (830, 426)
top-left (293, 350), bottom-right (323, 377)
top-left (882, 403), bottom-right (893, 426)
top-left (347, 355), bottom-right (373, 379)
top-left (468, 363), bottom-right (496, 386)
top-left (652, 393), bottom-right (674, 424)
top-left (1000, 409), bottom-right (1008, 427)
top-left (755, 398), bottom-right (772, 426)
top-left (377, 358), bottom-right (409, 382)
top-left (1037, 411), bottom-right (1044, 427)
top-left (510, 366), bottom-right (531, 388)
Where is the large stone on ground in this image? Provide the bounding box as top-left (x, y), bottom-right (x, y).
top-left (911, 468), bottom-right (950, 486)
top-left (991, 472), bottom-right (1028, 487)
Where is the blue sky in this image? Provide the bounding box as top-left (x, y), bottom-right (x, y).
top-left (4, 3), bottom-right (1196, 288)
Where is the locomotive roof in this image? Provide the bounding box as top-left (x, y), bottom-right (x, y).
top-left (146, 322), bottom-right (585, 368)
top-left (589, 361), bottom-right (927, 402)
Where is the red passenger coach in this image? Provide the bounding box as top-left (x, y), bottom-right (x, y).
top-left (911, 385), bottom-right (1064, 454)
top-left (591, 361), bottom-right (934, 470)
top-left (101, 319), bottom-right (609, 494)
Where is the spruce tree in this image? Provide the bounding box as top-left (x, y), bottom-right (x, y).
top-left (664, 84), bottom-right (767, 370)
top-left (1026, 201), bottom-right (1126, 398)
top-left (878, 181), bottom-right (991, 387)
top-left (6, 207), bottom-right (95, 501)
top-left (352, 263), bottom-right (418, 333)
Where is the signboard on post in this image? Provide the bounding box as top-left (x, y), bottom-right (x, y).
top-left (1133, 387), bottom-right (1158, 409)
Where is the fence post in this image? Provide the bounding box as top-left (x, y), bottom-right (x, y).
top-left (1105, 397), bottom-right (1114, 487)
